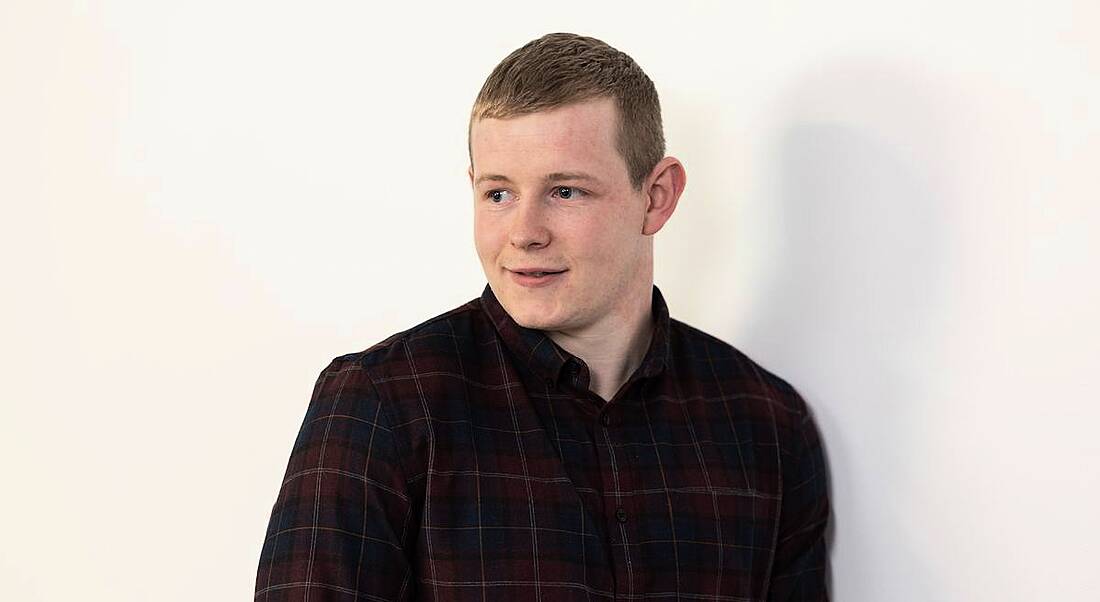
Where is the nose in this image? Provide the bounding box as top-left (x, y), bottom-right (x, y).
top-left (508, 198), bottom-right (550, 250)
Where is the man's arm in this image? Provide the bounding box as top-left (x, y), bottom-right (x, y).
top-left (768, 400), bottom-right (830, 601)
top-left (255, 358), bottom-right (416, 601)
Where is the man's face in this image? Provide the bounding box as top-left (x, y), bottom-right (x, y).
top-left (469, 97), bottom-right (652, 335)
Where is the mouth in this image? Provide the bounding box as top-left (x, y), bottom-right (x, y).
top-left (508, 268), bottom-right (568, 288)
top-left (513, 270), bottom-right (565, 277)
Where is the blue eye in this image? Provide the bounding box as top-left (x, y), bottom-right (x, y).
top-left (487, 190), bottom-right (512, 203)
top-left (554, 186), bottom-right (577, 200)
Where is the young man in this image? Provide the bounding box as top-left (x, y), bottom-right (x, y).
top-left (256, 33), bottom-right (829, 601)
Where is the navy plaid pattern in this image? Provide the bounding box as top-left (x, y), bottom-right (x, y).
top-left (256, 284), bottom-right (829, 600)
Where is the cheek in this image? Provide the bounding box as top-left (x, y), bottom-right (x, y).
top-left (573, 213), bottom-right (639, 262)
top-left (473, 215), bottom-right (499, 259)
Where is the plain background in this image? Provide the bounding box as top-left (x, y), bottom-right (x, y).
top-left (3, 1), bottom-right (1098, 600)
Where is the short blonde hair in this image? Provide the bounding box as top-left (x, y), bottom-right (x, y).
top-left (470, 33), bottom-right (665, 190)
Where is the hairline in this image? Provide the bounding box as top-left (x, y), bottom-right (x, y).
top-left (467, 95), bottom-right (646, 192)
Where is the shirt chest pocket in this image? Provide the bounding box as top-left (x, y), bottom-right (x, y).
top-left (415, 417), bottom-right (610, 585)
top-left (631, 436), bottom-right (780, 600)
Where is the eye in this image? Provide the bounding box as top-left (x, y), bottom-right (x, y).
top-left (553, 186), bottom-right (581, 200)
top-left (486, 189), bottom-right (513, 204)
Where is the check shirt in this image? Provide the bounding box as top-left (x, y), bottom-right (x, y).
top-left (255, 285), bottom-right (829, 601)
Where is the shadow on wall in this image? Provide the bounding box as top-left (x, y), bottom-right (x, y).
top-left (740, 62), bottom-right (956, 599)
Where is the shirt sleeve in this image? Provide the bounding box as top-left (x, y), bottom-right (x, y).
top-left (768, 400), bottom-right (830, 601)
top-left (255, 358), bottom-right (417, 601)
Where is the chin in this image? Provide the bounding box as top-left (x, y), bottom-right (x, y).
top-left (498, 294), bottom-right (564, 331)
top-left (509, 307), bottom-right (562, 331)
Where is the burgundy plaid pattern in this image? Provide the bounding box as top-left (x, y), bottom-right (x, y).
top-left (256, 285), bottom-right (829, 601)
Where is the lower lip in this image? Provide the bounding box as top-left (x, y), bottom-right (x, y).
top-left (509, 270), bottom-right (566, 288)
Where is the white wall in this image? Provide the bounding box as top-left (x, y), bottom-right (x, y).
top-left (2, 1), bottom-right (1097, 599)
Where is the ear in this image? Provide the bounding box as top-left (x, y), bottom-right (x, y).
top-left (641, 156), bottom-right (687, 235)
top-left (467, 164), bottom-right (475, 186)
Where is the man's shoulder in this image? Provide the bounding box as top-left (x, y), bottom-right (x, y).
top-left (325, 296), bottom-right (490, 379)
top-left (668, 317), bottom-right (809, 418)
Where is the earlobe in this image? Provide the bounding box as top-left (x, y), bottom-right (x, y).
top-left (642, 157), bottom-right (687, 236)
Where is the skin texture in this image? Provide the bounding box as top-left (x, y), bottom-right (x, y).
top-left (469, 97), bottom-right (686, 400)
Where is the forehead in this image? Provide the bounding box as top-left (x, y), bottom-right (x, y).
top-left (470, 98), bottom-right (627, 181)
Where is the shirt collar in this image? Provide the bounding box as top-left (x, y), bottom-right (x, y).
top-left (479, 283), bottom-right (672, 387)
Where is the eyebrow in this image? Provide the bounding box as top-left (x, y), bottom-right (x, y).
top-left (474, 171), bottom-right (603, 186)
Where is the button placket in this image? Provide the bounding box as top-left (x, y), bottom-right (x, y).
top-left (596, 411), bottom-right (635, 594)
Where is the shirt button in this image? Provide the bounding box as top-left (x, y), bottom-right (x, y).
top-left (615, 507), bottom-right (627, 523)
top-left (600, 413), bottom-right (613, 427)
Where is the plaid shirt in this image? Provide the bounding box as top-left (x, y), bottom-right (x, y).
top-left (255, 285), bottom-right (829, 601)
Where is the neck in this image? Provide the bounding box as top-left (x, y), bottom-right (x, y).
top-left (546, 281), bottom-right (655, 401)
